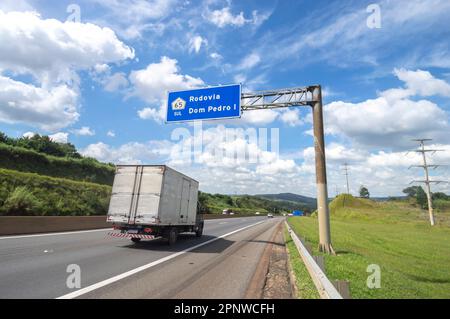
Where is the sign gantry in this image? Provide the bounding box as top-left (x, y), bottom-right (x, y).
top-left (166, 84), bottom-right (334, 254)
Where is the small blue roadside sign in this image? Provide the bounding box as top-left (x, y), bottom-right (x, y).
top-left (166, 84), bottom-right (241, 123)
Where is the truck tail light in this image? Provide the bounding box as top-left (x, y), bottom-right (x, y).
top-left (144, 228), bottom-right (152, 233)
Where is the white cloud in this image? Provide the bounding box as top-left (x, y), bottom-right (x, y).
top-left (130, 56), bottom-right (204, 103)
top-left (300, 142), bottom-right (450, 196)
top-left (324, 69), bottom-right (450, 148)
top-left (241, 109), bottom-right (279, 125)
top-left (107, 130), bottom-right (115, 137)
top-left (131, 57), bottom-right (204, 123)
top-left (206, 7), bottom-right (270, 29)
top-left (238, 53), bottom-right (261, 70)
top-left (394, 68), bottom-right (450, 97)
top-left (49, 132), bottom-right (69, 143)
top-left (254, 0), bottom-right (450, 70)
top-left (189, 35), bottom-right (207, 54)
top-left (0, 75), bottom-right (79, 131)
top-left (0, 10), bottom-right (134, 85)
top-left (91, 0), bottom-right (176, 39)
top-left (207, 7), bottom-right (248, 28)
top-left (81, 140), bottom-right (170, 164)
top-left (103, 72), bottom-right (129, 92)
top-left (94, 64), bottom-right (111, 74)
top-left (210, 52), bottom-right (223, 60)
top-left (22, 131), bottom-right (36, 139)
top-left (138, 104), bottom-right (166, 123)
top-left (71, 126), bottom-right (95, 136)
top-left (0, 9), bottom-right (134, 131)
top-left (280, 109), bottom-right (302, 127)
top-left (0, 0), bottom-right (33, 12)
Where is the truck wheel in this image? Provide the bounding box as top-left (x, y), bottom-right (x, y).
top-left (195, 223), bottom-right (204, 237)
top-left (167, 228), bottom-right (178, 245)
top-left (131, 238), bottom-right (141, 243)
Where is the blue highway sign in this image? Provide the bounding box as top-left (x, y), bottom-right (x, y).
top-left (166, 84), bottom-right (241, 123)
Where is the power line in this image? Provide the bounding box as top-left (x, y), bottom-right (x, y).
top-left (342, 163), bottom-right (350, 195)
top-left (408, 139), bottom-right (446, 226)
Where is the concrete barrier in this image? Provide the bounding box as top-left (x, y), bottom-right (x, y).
top-left (0, 214), bottom-right (264, 236)
top-left (0, 216), bottom-right (110, 236)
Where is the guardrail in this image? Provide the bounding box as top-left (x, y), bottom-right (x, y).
top-left (285, 221), bottom-right (343, 299)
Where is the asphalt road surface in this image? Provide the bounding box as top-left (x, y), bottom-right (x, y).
top-left (0, 216), bottom-right (284, 299)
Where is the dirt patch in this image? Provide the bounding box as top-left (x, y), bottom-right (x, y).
top-left (262, 222), bottom-right (293, 299)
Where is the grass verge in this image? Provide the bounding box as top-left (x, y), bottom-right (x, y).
top-left (284, 226), bottom-right (320, 299)
top-left (288, 215), bottom-right (450, 299)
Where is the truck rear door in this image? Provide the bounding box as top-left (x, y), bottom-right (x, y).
top-left (179, 178), bottom-right (190, 223)
top-left (107, 166), bottom-right (139, 224)
top-left (134, 166), bottom-right (163, 225)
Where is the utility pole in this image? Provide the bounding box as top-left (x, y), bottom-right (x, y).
top-left (342, 163), bottom-right (350, 194)
top-left (409, 139), bottom-right (445, 226)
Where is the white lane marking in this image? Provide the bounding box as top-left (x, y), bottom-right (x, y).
top-left (56, 220), bottom-right (266, 299)
top-left (218, 222), bottom-right (228, 225)
top-left (0, 228), bottom-right (112, 240)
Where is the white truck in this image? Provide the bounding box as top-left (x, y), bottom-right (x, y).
top-left (107, 165), bottom-right (203, 245)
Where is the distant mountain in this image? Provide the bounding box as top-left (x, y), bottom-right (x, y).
top-left (255, 193), bottom-right (317, 209)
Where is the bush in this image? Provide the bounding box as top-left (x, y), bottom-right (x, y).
top-left (3, 186), bottom-right (41, 216)
top-left (0, 169), bottom-right (111, 216)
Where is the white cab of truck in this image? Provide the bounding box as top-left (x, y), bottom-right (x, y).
top-left (107, 165), bottom-right (203, 245)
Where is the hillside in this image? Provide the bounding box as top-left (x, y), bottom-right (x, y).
top-left (288, 194), bottom-right (450, 298)
top-left (256, 193), bottom-right (317, 209)
top-left (0, 143), bottom-right (115, 185)
top-left (327, 194), bottom-right (450, 226)
top-left (0, 168), bottom-right (111, 216)
top-left (199, 192), bottom-right (312, 215)
top-left (0, 132), bottom-right (114, 216)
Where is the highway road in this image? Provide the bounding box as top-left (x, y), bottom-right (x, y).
top-left (0, 216), bottom-right (284, 299)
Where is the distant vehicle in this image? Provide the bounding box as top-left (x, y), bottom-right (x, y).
top-left (267, 213), bottom-right (274, 218)
top-left (107, 165), bottom-right (204, 245)
top-left (255, 212), bottom-right (260, 215)
top-left (222, 209), bottom-right (232, 215)
top-left (229, 212), bottom-right (235, 215)
top-left (288, 213), bottom-right (294, 216)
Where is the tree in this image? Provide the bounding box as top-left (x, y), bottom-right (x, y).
top-left (403, 186), bottom-right (421, 198)
top-left (359, 186), bottom-right (370, 198)
top-left (432, 192), bottom-right (449, 201)
top-left (416, 186), bottom-right (428, 209)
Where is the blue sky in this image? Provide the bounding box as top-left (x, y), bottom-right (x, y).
top-left (1, 0), bottom-right (450, 196)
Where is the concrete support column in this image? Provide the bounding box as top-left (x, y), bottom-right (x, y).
top-left (312, 85), bottom-right (334, 254)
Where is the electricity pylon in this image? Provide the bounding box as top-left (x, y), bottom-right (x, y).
top-left (409, 139), bottom-right (445, 226)
top-left (342, 163), bottom-right (350, 194)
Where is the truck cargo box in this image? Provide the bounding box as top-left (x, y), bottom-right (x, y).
top-left (107, 165), bottom-right (199, 227)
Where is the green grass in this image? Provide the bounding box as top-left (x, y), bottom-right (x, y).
top-left (288, 195), bottom-right (450, 299)
top-left (0, 143), bottom-right (115, 185)
top-left (284, 228), bottom-right (320, 299)
top-left (0, 168), bottom-right (111, 216)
